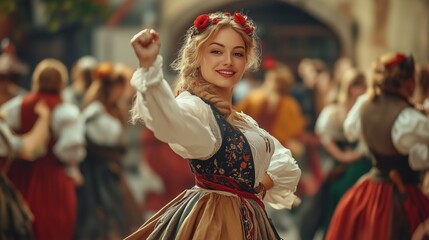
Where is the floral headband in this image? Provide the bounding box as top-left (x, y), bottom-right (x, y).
top-left (192, 12), bottom-right (255, 36)
top-left (385, 53), bottom-right (414, 69)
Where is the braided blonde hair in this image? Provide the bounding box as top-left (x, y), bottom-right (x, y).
top-left (171, 12), bottom-right (260, 124)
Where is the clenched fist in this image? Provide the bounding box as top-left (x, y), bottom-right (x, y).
top-left (130, 29), bottom-right (161, 69)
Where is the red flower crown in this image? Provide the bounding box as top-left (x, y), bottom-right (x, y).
top-left (193, 12), bottom-right (254, 36)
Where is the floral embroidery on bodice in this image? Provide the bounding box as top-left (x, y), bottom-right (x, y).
top-left (188, 104), bottom-right (256, 192)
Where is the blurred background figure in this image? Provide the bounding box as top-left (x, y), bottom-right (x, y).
top-left (235, 57), bottom-right (305, 156)
top-left (326, 53), bottom-right (429, 240)
top-left (63, 56), bottom-right (98, 106)
top-left (0, 100), bottom-right (50, 240)
top-left (413, 63), bottom-right (429, 116)
top-left (0, 38), bottom-right (28, 106)
top-left (138, 128), bottom-right (195, 220)
top-left (327, 57), bottom-right (354, 105)
top-left (413, 63), bottom-right (429, 200)
top-left (77, 61), bottom-right (141, 240)
top-left (0, 58), bottom-right (86, 240)
top-left (300, 68), bottom-right (371, 239)
top-left (235, 57), bottom-right (305, 238)
top-left (232, 72), bottom-right (260, 104)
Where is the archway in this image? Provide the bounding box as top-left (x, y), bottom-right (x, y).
top-left (161, 0), bottom-right (353, 78)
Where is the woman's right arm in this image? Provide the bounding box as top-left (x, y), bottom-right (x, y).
top-left (130, 29), bottom-right (217, 159)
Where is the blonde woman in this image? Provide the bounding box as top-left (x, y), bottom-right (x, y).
top-left (126, 12), bottom-right (301, 240)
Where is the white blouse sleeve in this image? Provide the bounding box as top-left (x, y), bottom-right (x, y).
top-left (315, 105), bottom-right (337, 144)
top-left (343, 94), bottom-right (367, 142)
top-left (392, 107), bottom-right (429, 170)
top-left (0, 121), bottom-right (22, 156)
top-left (52, 103), bottom-right (86, 163)
top-left (0, 95), bottom-right (23, 131)
top-left (82, 101), bottom-right (123, 146)
top-left (130, 55), bottom-right (218, 159)
top-left (265, 136), bottom-right (301, 209)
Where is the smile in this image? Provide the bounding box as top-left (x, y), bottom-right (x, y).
top-left (217, 70), bottom-right (235, 78)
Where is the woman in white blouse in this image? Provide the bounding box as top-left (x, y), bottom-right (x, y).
top-left (310, 68), bottom-right (371, 238)
top-left (0, 58), bottom-right (86, 240)
top-left (76, 62), bottom-right (142, 239)
top-left (326, 53), bottom-right (429, 240)
top-left (125, 12), bottom-right (301, 240)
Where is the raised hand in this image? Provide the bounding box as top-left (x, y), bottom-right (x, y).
top-left (130, 29), bottom-right (161, 69)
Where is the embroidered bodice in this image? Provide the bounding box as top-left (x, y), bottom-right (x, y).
top-left (189, 104), bottom-right (255, 191)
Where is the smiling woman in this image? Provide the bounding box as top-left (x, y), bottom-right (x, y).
top-left (199, 28), bottom-right (247, 93)
top-left (126, 11), bottom-right (301, 240)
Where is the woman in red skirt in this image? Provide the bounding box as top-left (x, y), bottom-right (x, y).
top-left (1, 59), bottom-right (86, 240)
top-left (326, 53), bottom-right (429, 240)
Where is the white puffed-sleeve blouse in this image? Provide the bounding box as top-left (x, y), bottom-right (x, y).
top-left (344, 94), bottom-right (429, 170)
top-left (80, 101), bottom-right (124, 147)
top-left (130, 55), bottom-right (301, 209)
top-left (0, 119), bottom-right (22, 156)
top-left (1, 96), bottom-right (86, 163)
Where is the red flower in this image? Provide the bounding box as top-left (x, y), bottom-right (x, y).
top-left (387, 54), bottom-right (407, 67)
top-left (240, 162), bottom-right (247, 169)
top-left (386, 53), bottom-right (407, 68)
top-left (233, 12), bottom-right (246, 26)
top-left (212, 17), bottom-right (220, 25)
top-left (194, 14), bottom-right (210, 31)
top-left (262, 56), bottom-right (277, 70)
top-left (243, 154), bottom-right (250, 162)
top-left (224, 12), bottom-right (231, 17)
top-left (244, 26), bottom-right (254, 35)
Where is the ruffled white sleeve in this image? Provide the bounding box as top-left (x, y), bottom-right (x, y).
top-left (0, 95), bottom-right (23, 131)
top-left (343, 94), bottom-right (367, 142)
top-left (130, 55), bottom-right (218, 159)
top-left (51, 103), bottom-right (86, 163)
top-left (265, 136), bottom-right (301, 209)
top-left (315, 105), bottom-right (337, 144)
top-left (392, 108), bottom-right (429, 170)
top-left (0, 121), bottom-right (22, 156)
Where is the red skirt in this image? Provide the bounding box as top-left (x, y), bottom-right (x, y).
top-left (325, 175), bottom-right (429, 240)
top-left (8, 154), bottom-right (76, 240)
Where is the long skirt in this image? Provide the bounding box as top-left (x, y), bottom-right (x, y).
top-left (325, 173), bottom-right (429, 240)
top-left (125, 187), bottom-right (281, 240)
top-left (75, 151), bottom-right (142, 239)
top-left (0, 172), bottom-right (33, 240)
top-left (8, 155), bottom-right (76, 240)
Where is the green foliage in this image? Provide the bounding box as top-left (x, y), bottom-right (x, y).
top-left (43, 0), bottom-right (111, 31)
top-left (0, 0), bottom-right (111, 32)
top-left (0, 0), bottom-right (16, 14)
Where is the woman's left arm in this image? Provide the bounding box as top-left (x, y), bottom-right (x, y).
top-left (264, 136), bottom-right (301, 209)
